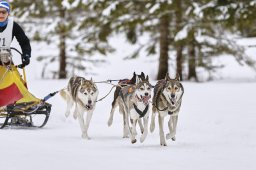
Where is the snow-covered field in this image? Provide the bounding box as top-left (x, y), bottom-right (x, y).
top-left (1, 38), bottom-right (256, 170)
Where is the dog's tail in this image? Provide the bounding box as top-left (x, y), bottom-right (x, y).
top-left (59, 89), bottom-right (67, 100)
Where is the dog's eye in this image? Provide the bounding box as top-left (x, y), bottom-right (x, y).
top-left (175, 87), bottom-right (179, 91)
top-left (147, 87), bottom-right (151, 90)
top-left (84, 92), bottom-right (87, 95)
top-left (167, 87), bottom-right (171, 90)
top-left (140, 88), bottom-right (144, 90)
top-left (91, 92), bottom-right (94, 95)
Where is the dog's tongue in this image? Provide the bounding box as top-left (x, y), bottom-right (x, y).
top-left (142, 96), bottom-right (151, 105)
top-left (86, 104), bottom-right (93, 110)
top-left (171, 98), bottom-right (176, 105)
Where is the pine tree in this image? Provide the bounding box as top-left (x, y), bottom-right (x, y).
top-left (11, 0), bottom-right (113, 79)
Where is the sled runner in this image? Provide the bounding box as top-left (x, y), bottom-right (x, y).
top-left (0, 48), bottom-right (51, 128)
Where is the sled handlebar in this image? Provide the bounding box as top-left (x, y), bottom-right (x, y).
top-left (10, 47), bottom-right (27, 69)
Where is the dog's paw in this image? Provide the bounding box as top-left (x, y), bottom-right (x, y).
top-left (65, 111), bottom-right (70, 117)
top-left (131, 139), bottom-right (137, 144)
top-left (166, 133), bottom-right (175, 141)
top-left (107, 119), bottom-right (113, 127)
top-left (82, 133), bottom-right (91, 140)
top-left (73, 113), bottom-right (77, 120)
top-left (166, 133), bottom-right (171, 140)
top-left (160, 142), bottom-right (167, 146)
top-left (160, 138), bottom-right (167, 146)
top-left (150, 123), bottom-right (155, 133)
top-left (140, 135), bottom-right (146, 143)
top-left (123, 129), bottom-right (129, 138)
top-left (123, 135), bottom-right (129, 138)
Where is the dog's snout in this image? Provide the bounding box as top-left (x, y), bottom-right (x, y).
top-left (88, 100), bottom-right (92, 104)
top-left (171, 94), bottom-right (175, 98)
top-left (145, 92), bottom-right (149, 96)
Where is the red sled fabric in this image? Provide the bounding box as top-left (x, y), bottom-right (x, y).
top-left (0, 83), bottom-right (23, 107)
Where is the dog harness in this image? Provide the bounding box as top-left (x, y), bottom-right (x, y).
top-left (133, 103), bottom-right (149, 118)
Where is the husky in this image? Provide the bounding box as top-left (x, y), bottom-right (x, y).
top-left (150, 73), bottom-right (184, 146)
top-left (112, 74), bottom-right (152, 144)
top-left (107, 72), bottom-right (147, 137)
top-left (60, 76), bottom-right (99, 139)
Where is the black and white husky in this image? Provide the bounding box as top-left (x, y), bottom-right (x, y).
top-left (108, 73), bottom-right (152, 144)
top-left (60, 76), bottom-right (99, 139)
top-left (150, 73), bottom-right (184, 146)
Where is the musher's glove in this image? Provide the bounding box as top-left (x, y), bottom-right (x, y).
top-left (18, 54), bottom-right (30, 68)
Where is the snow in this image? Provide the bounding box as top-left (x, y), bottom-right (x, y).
top-left (174, 24), bottom-right (189, 41)
top-left (1, 36), bottom-right (256, 170)
top-left (102, 2), bottom-right (119, 16)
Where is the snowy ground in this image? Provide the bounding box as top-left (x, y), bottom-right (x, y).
top-left (1, 79), bottom-right (256, 170)
top-left (1, 38), bottom-right (256, 170)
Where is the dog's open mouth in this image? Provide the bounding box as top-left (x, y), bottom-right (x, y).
top-left (170, 97), bottom-right (176, 105)
top-left (85, 104), bottom-right (93, 110)
top-left (140, 95), bottom-right (151, 105)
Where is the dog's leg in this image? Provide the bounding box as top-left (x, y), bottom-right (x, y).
top-left (171, 115), bottom-right (178, 141)
top-left (131, 119), bottom-right (137, 142)
top-left (83, 110), bottom-right (93, 140)
top-left (140, 116), bottom-right (149, 143)
top-left (65, 92), bottom-right (74, 117)
top-left (150, 111), bottom-right (156, 133)
top-left (166, 116), bottom-right (174, 140)
top-left (122, 110), bottom-right (129, 138)
top-left (166, 115), bottom-right (178, 141)
top-left (118, 104), bottom-right (129, 138)
top-left (138, 119), bottom-right (144, 134)
top-left (123, 105), bottom-right (136, 143)
top-left (76, 110), bottom-right (86, 139)
top-left (73, 103), bottom-right (78, 119)
top-left (158, 114), bottom-right (167, 146)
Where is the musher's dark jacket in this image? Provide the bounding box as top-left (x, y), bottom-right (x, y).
top-left (0, 21), bottom-right (31, 56)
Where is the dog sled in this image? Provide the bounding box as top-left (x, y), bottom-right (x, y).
top-left (0, 48), bottom-right (51, 129)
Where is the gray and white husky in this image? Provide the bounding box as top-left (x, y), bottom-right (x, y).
top-left (60, 76), bottom-right (99, 139)
top-left (108, 72), bottom-right (147, 138)
top-left (150, 73), bottom-right (184, 146)
top-left (111, 74), bottom-right (152, 144)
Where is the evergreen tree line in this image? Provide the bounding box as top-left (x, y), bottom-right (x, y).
top-left (10, 0), bottom-right (256, 81)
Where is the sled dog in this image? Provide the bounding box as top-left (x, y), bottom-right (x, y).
top-left (110, 74), bottom-right (152, 144)
top-left (150, 73), bottom-right (184, 146)
top-left (108, 72), bottom-right (146, 137)
top-left (60, 76), bottom-right (99, 139)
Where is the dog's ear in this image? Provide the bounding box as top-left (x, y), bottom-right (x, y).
top-left (135, 75), bottom-right (140, 85)
top-left (165, 72), bottom-right (170, 81)
top-left (141, 72), bottom-right (145, 80)
top-left (175, 73), bottom-right (180, 81)
top-left (146, 75), bottom-right (149, 81)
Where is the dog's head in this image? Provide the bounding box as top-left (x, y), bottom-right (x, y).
top-left (130, 72), bottom-right (146, 85)
top-left (134, 75), bottom-right (152, 105)
top-left (78, 78), bottom-right (99, 110)
top-left (163, 73), bottom-right (184, 106)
